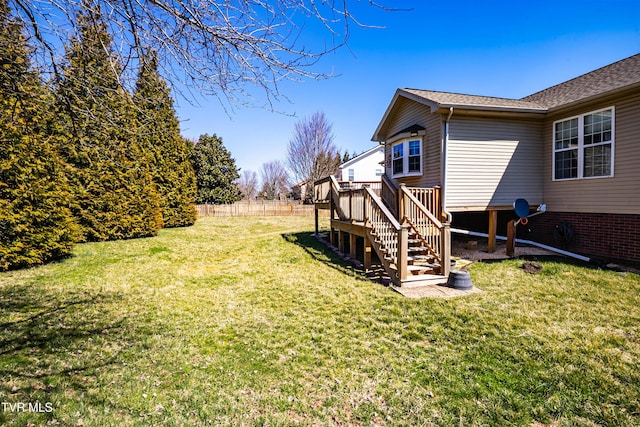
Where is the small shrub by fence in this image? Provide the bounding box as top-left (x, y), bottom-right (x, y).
top-left (197, 200), bottom-right (325, 217)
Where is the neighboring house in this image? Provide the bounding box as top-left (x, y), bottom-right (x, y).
top-left (372, 53), bottom-right (640, 263)
top-left (339, 145), bottom-right (385, 182)
top-left (291, 180), bottom-right (307, 201)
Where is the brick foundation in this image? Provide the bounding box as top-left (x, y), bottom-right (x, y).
top-left (452, 211), bottom-right (640, 263)
top-left (526, 212), bottom-right (640, 263)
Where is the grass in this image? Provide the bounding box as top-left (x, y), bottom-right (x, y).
top-left (1, 216), bottom-right (639, 426)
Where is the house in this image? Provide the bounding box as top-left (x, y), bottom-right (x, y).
top-left (314, 53), bottom-right (640, 287)
top-left (339, 145), bottom-right (385, 182)
top-left (373, 53), bottom-right (640, 264)
top-left (291, 180), bottom-right (307, 201)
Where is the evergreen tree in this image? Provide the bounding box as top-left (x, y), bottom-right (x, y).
top-left (56, 2), bottom-right (162, 241)
top-left (342, 150), bottom-right (351, 164)
top-left (0, 0), bottom-right (79, 270)
top-left (133, 52), bottom-right (197, 227)
top-left (189, 134), bottom-right (242, 204)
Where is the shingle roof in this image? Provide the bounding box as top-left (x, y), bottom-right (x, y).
top-left (373, 53), bottom-right (640, 141)
top-left (400, 54), bottom-right (640, 114)
top-left (521, 53), bottom-right (640, 109)
top-left (402, 88), bottom-right (546, 112)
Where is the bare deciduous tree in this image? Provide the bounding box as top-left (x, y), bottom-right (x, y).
top-left (259, 160), bottom-right (290, 200)
top-left (286, 111), bottom-right (340, 201)
top-left (10, 0), bottom-right (397, 106)
top-left (236, 170), bottom-right (259, 200)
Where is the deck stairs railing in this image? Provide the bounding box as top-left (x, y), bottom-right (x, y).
top-left (315, 175), bottom-right (450, 286)
top-left (363, 187), bottom-right (404, 281)
top-left (400, 185), bottom-right (450, 277)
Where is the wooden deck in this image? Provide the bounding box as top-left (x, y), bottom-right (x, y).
top-left (314, 176), bottom-right (451, 288)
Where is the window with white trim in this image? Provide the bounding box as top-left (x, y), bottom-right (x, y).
top-left (391, 139), bottom-right (422, 177)
top-left (553, 107), bottom-right (614, 180)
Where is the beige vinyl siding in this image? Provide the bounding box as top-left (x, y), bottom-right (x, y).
top-left (542, 91), bottom-right (640, 214)
top-left (446, 117), bottom-right (544, 211)
top-left (382, 98), bottom-right (442, 187)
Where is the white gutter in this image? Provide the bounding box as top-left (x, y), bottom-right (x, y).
top-left (442, 107), bottom-right (454, 223)
top-left (450, 228), bottom-right (591, 263)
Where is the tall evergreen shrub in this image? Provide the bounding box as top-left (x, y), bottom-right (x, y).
top-left (133, 53), bottom-right (197, 227)
top-left (0, 0), bottom-right (79, 270)
top-left (189, 134), bottom-right (242, 204)
top-left (56, 3), bottom-right (162, 241)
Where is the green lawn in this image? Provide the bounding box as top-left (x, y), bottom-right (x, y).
top-left (1, 216), bottom-right (639, 426)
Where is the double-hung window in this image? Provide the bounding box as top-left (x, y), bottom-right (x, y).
top-left (391, 139), bottom-right (422, 177)
top-left (553, 107), bottom-right (614, 180)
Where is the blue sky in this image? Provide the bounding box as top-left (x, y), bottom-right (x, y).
top-left (175, 0), bottom-right (640, 175)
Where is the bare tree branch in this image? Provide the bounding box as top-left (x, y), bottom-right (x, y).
top-left (286, 111), bottom-right (340, 201)
top-left (259, 160), bottom-right (290, 200)
top-left (236, 169), bottom-right (258, 200)
top-left (7, 0), bottom-right (402, 107)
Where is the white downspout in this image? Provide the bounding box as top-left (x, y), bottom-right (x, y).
top-left (442, 107), bottom-right (454, 223)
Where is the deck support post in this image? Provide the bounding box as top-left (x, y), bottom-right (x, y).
top-left (487, 209), bottom-right (498, 253)
top-left (506, 220), bottom-right (516, 257)
top-left (329, 192), bottom-right (336, 246)
top-left (338, 230), bottom-right (347, 254)
top-left (398, 183), bottom-right (406, 222)
top-left (349, 233), bottom-right (357, 260)
top-left (441, 223), bottom-right (451, 276)
top-left (397, 225), bottom-right (409, 282)
top-left (364, 237), bottom-right (372, 272)
top-left (314, 207), bottom-right (319, 235)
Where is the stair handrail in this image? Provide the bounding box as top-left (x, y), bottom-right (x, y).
top-left (365, 186), bottom-right (402, 230)
top-left (401, 186), bottom-right (443, 228)
top-left (380, 173), bottom-right (399, 216)
top-left (400, 185), bottom-right (451, 276)
top-left (364, 186), bottom-right (408, 281)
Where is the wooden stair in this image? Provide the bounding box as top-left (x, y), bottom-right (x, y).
top-left (318, 182), bottom-right (450, 289)
top-left (367, 224), bottom-right (447, 287)
top-left (395, 229), bottom-right (447, 286)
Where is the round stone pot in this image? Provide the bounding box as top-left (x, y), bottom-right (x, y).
top-left (447, 270), bottom-right (473, 290)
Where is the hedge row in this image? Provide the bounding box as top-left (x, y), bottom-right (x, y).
top-left (0, 1), bottom-right (197, 270)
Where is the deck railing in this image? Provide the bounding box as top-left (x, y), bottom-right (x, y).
top-left (314, 176), bottom-right (333, 203)
top-left (315, 176), bottom-right (381, 223)
top-left (406, 186), bottom-right (442, 222)
top-left (338, 188), bottom-right (367, 222)
top-left (328, 176), bottom-right (348, 220)
top-left (339, 181), bottom-right (382, 194)
top-left (314, 175), bottom-right (448, 280)
top-left (400, 185), bottom-right (450, 276)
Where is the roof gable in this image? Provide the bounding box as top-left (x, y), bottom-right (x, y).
top-left (340, 145), bottom-right (383, 169)
top-left (371, 88), bottom-right (545, 141)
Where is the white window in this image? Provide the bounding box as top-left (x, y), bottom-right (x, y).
top-left (553, 107), bottom-right (614, 180)
top-left (347, 168), bottom-right (354, 181)
top-left (391, 139), bottom-right (422, 177)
